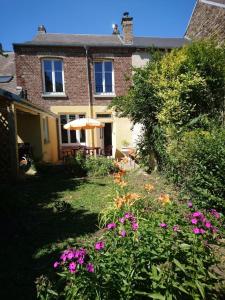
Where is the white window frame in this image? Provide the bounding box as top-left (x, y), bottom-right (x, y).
top-left (94, 61), bottom-right (115, 95)
top-left (42, 59), bottom-right (65, 95)
top-left (59, 114), bottom-right (86, 146)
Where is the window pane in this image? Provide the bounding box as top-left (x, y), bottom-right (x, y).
top-left (70, 131), bottom-right (77, 143)
top-left (69, 115), bottom-right (76, 121)
top-left (80, 129), bottom-right (86, 143)
top-left (105, 62), bottom-right (112, 72)
top-left (60, 115), bottom-right (68, 144)
top-left (95, 72), bottom-right (103, 93)
top-left (45, 71), bottom-right (53, 92)
top-left (44, 60), bottom-right (52, 71)
top-left (54, 60), bottom-right (62, 71)
top-left (55, 71), bottom-right (63, 92)
top-left (94, 62), bottom-right (102, 73)
top-left (79, 114), bottom-right (85, 119)
top-left (105, 72), bottom-right (112, 92)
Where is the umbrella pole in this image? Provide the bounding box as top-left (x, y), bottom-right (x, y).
top-left (91, 128), bottom-right (95, 148)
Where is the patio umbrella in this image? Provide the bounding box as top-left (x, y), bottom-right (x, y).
top-left (63, 118), bottom-right (105, 148)
top-left (63, 118), bottom-right (104, 130)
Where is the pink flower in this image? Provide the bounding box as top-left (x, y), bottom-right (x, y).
top-left (120, 230), bottom-right (126, 237)
top-left (69, 262), bottom-right (76, 273)
top-left (119, 217), bottom-right (125, 224)
top-left (86, 263), bottom-right (94, 273)
top-left (107, 223), bottom-right (116, 230)
top-left (95, 241), bottom-right (105, 251)
top-left (212, 226), bottom-right (218, 234)
top-left (188, 201), bottom-right (193, 208)
top-left (53, 261), bottom-right (59, 268)
top-left (211, 209), bottom-right (220, 219)
top-left (67, 251), bottom-right (74, 260)
top-left (60, 253), bottom-right (67, 262)
top-left (199, 228), bottom-right (206, 234)
top-left (191, 218), bottom-right (198, 225)
top-left (77, 257), bottom-right (84, 265)
top-left (160, 223), bottom-right (168, 228)
top-left (124, 212), bottom-right (133, 219)
top-left (173, 225), bottom-right (179, 232)
top-left (192, 212), bottom-right (202, 218)
top-left (205, 221), bottom-right (212, 229)
top-left (132, 223), bottom-right (139, 231)
top-left (193, 227), bottom-right (200, 234)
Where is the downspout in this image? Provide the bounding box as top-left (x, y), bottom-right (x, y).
top-left (85, 46), bottom-right (94, 146)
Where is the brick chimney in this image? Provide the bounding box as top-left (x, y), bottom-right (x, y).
top-left (121, 12), bottom-right (133, 44)
top-left (37, 25), bottom-right (46, 34)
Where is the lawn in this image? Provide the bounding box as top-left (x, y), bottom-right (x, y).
top-left (0, 170), bottom-right (114, 299)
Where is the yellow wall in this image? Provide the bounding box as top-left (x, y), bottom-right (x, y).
top-left (50, 105), bottom-right (133, 158)
top-left (42, 116), bottom-right (59, 163)
top-left (16, 110), bottom-right (43, 159)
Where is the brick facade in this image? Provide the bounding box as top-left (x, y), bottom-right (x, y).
top-left (186, 0), bottom-right (225, 43)
top-left (14, 45), bottom-right (132, 110)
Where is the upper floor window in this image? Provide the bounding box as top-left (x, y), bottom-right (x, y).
top-left (42, 59), bottom-right (64, 94)
top-left (94, 61), bottom-right (114, 95)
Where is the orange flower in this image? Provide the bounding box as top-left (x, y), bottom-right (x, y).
top-left (121, 156), bottom-right (129, 164)
top-left (144, 184), bottom-right (155, 193)
top-left (158, 194), bottom-right (171, 205)
top-left (118, 180), bottom-right (128, 188)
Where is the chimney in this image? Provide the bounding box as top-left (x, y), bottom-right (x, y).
top-left (121, 12), bottom-right (133, 44)
top-left (37, 25), bottom-right (46, 34)
top-left (112, 24), bottom-right (120, 35)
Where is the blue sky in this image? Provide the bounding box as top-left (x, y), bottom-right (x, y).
top-left (1, 0), bottom-right (196, 51)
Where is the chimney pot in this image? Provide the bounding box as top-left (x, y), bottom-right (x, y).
top-left (38, 25), bottom-right (46, 34)
top-left (121, 12), bottom-right (133, 44)
top-left (112, 24), bottom-right (120, 35)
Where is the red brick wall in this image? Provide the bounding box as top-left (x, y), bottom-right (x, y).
top-left (186, 1), bottom-right (225, 43)
top-left (14, 46), bottom-right (132, 110)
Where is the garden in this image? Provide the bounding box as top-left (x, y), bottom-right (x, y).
top-left (1, 40), bottom-right (225, 299)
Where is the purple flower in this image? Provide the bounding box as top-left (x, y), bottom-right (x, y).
top-left (77, 257), bottom-right (84, 265)
top-left (107, 223), bottom-right (117, 230)
top-left (132, 223), bottom-right (139, 231)
top-left (188, 201), bottom-right (193, 208)
top-left (173, 225), bottom-right (179, 232)
top-left (53, 261), bottom-right (60, 268)
top-left (86, 263), bottom-right (94, 273)
top-left (124, 212), bottom-right (133, 219)
top-left (120, 230), bottom-right (126, 237)
top-left (69, 262), bottom-right (76, 273)
top-left (67, 251), bottom-right (74, 260)
top-left (205, 221), bottom-right (212, 229)
top-left (199, 228), bottom-right (206, 234)
top-left (95, 241), bottom-right (105, 251)
top-left (211, 209), bottom-right (220, 219)
top-left (212, 226), bottom-right (219, 234)
top-left (192, 211), bottom-right (202, 218)
top-left (160, 223), bottom-right (168, 228)
top-left (193, 227), bottom-right (200, 234)
top-left (60, 253), bottom-right (67, 262)
top-left (119, 217), bottom-right (125, 224)
top-left (191, 218), bottom-right (198, 225)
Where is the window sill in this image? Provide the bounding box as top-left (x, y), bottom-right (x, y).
top-left (94, 94), bottom-right (116, 98)
top-left (42, 93), bottom-right (67, 98)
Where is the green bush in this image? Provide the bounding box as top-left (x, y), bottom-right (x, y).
top-left (64, 151), bottom-right (87, 177)
top-left (85, 156), bottom-right (118, 177)
top-left (37, 199), bottom-right (224, 299)
top-left (167, 128), bottom-right (225, 212)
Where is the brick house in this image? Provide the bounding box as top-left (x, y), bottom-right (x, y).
top-left (13, 13), bottom-right (187, 158)
top-left (185, 0), bottom-right (225, 43)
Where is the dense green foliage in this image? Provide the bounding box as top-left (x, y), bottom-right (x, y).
top-left (110, 40), bottom-right (225, 210)
top-left (37, 169), bottom-right (225, 299)
top-left (65, 153), bottom-right (118, 177)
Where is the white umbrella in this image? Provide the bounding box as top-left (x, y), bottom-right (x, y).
top-left (63, 118), bottom-right (104, 130)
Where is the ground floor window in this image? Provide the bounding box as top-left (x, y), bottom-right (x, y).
top-left (59, 114), bottom-right (86, 145)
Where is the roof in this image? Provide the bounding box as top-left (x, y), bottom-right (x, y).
top-left (0, 88), bottom-right (57, 117)
top-left (199, 0), bottom-right (225, 7)
top-left (13, 33), bottom-right (189, 49)
top-left (0, 52), bottom-right (17, 94)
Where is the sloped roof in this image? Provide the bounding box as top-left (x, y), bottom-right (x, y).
top-left (0, 52), bottom-right (17, 94)
top-left (14, 33), bottom-right (189, 49)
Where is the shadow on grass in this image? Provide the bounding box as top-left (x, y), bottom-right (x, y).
top-left (0, 169), bottom-right (100, 300)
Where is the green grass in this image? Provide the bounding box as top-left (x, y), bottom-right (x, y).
top-left (0, 170), bottom-right (114, 300)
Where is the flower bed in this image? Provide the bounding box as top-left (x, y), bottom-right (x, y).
top-left (37, 159), bottom-right (225, 299)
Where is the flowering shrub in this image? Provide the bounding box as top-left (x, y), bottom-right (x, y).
top-left (37, 163), bottom-right (225, 299)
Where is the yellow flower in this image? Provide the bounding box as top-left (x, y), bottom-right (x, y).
top-left (144, 184), bottom-right (155, 193)
top-left (158, 194), bottom-right (171, 205)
